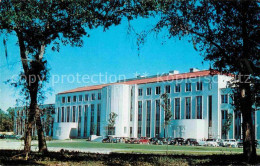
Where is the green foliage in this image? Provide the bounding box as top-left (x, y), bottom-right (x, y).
top-left (161, 93), bottom-right (172, 126)
top-left (222, 113), bottom-right (233, 136)
top-left (0, 108), bottom-right (14, 132)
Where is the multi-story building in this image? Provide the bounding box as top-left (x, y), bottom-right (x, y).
top-left (14, 104), bottom-right (55, 137)
top-left (53, 69), bottom-right (260, 140)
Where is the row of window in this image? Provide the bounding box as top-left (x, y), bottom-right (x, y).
top-left (61, 93), bottom-right (102, 103)
top-left (138, 82), bottom-right (206, 96)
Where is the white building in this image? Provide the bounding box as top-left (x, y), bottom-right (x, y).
top-left (53, 69), bottom-right (260, 140)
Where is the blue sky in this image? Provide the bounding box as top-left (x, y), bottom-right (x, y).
top-left (0, 18), bottom-right (209, 111)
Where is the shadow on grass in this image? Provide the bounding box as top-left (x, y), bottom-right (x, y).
top-left (0, 150), bottom-right (259, 165)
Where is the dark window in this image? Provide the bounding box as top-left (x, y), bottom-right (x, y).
top-left (138, 89), bottom-right (143, 96)
top-left (67, 106), bottom-right (70, 122)
top-left (57, 108), bottom-right (60, 122)
top-left (165, 85), bottom-right (171, 93)
top-left (196, 96), bottom-right (202, 119)
top-left (85, 94), bottom-right (89, 101)
top-left (186, 83), bottom-right (191, 92)
top-left (138, 101), bottom-right (142, 137)
top-left (156, 86), bottom-right (161, 95)
top-left (62, 97), bottom-right (65, 103)
top-left (91, 94), bottom-right (95, 100)
top-left (78, 106), bottom-right (82, 136)
top-left (146, 100), bottom-right (151, 137)
top-left (73, 96), bottom-right (77, 102)
top-left (155, 100), bottom-right (160, 137)
top-left (175, 84), bottom-right (181, 92)
top-left (79, 95), bottom-right (82, 102)
top-left (197, 82), bottom-right (203, 91)
top-left (208, 96), bottom-right (212, 127)
top-left (61, 107), bottom-right (65, 122)
top-left (97, 104), bottom-right (101, 136)
top-left (67, 96), bottom-right (71, 103)
top-left (84, 105), bottom-right (88, 137)
top-left (98, 93), bottom-right (101, 100)
top-left (72, 106), bottom-right (76, 122)
top-left (90, 104), bottom-right (95, 135)
top-left (185, 97), bottom-right (191, 119)
top-left (146, 87), bottom-right (151, 95)
top-left (221, 95), bottom-right (228, 104)
top-left (175, 98), bottom-right (180, 119)
top-left (222, 110), bottom-right (228, 120)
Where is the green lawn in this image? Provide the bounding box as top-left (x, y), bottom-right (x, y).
top-left (46, 139), bottom-right (260, 155)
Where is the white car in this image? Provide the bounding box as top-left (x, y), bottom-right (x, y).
top-left (222, 139), bottom-right (238, 147)
top-left (205, 139), bottom-right (219, 147)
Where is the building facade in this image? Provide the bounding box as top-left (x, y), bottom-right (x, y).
top-left (14, 104), bottom-right (55, 137)
top-left (53, 69), bottom-right (260, 140)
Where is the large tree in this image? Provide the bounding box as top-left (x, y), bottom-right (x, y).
top-left (137, 0), bottom-right (259, 163)
top-left (0, 0), bottom-right (135, 156)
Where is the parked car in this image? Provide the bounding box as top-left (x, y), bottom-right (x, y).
top-left (171, 137), bottom-right (185, 145)
top-left (237, 139), bottom-right (259, 148)
top-left (149, 137), bottom-right (158, 144)
top-left (0, 134), bottom-right (5, 139)
top-left (125, 138), bottom-right (139, 144)
top-left (139, 137), bottom-right (150, 144)
top-left (184, 138), bottom-right (199, 146)
top-left (222, 139), bottom-right (238, 147)
top-left (205, 139), bottom-right (219, 147)
top-left (102, 136), bottom-right (112, 143)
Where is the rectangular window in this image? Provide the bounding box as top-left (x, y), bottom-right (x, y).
top-left (57, 108), bottom-right (60, 122)
top-left (155, 100), bottom-right (160, 137)
top-left (146, 87), bottom-right (151, 95)
top-left (67, 96), bottom-right (71, 103)
top-left (146, 100), bottom-right (151, 137)
top-left (222, 110), bottom-right (228, 120)
top-left (185, 97), bottom-right (191, 119)
top-left (73, 96), bottom-right (77, 102)
top-left (138, 101), bottom-right (142, 137)
top-left (196, 96), bottom-right (202, 119)
top-left (91, 94), bottom-right (95, 100)
top-left (61, 107), bottom-right (65, 122)
top-left (79, 95), bottom-right (82, 102)
top-left (72, 106), bottom-right (76, 122)
top-left (138, 88), bottom-right (143, 96)
top-left (208, 96), bottom-right (212, 127)
top-left (185, 83), bottom-right (191, 92)
top-left (175, 84), bottom-right (181, 92)
top-left (78, 106), bottom-right (82, 136)
top-left (175, 98), bottom-right (180, 119)
top-left (85, 94), bottom-right (89, 101)
top-left (84, 105), bottom-right (88, 137)
top-left (130, 127), bottom-right (133, 137)
top-left (90, 104), bottom-right (95, 135)
top-left (197, 82), bottom-right (203, 91)
top-left (66, 106), bottom-right (70, 122)
top-left (98, 93), bottom-right (101, 100)
top-left (165, 85), bottom-right (171, 93)
top-left (156, 86), bottom-right (161, 95)
top-left (97, 104), bottom-right (101, 136)
top-left (62, 97), bottom-right (65, 103)
top-left (221, 94), bottom-right (228, 104)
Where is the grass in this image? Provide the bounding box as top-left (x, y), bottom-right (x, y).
top-left (1, 150), bottom-right (259, 165)
top-left (45, 139), bottom-right (260, 155)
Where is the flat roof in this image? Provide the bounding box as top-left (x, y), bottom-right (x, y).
top-left (58, 70), bottom-right (220, 94)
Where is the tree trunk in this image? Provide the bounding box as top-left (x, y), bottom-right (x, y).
top-left (35, 108), bottom-right (48, 153)
top-left (240, 83), bottom-right (256, 163)
top-left (24, 100), bottom-right (37, 158)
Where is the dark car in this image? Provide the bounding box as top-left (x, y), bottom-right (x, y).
top-left (149, 137), bottom-right (158, 144)
top-left (171, 137), bottom-right (184, 145)
top-left (102, 136), bottom-right (114, 143)
top-left (125, 138), bottom-right (139, 144)
top-left (0, 134), bottom-right (5, 139)
top-left (184, 138), bottom-right (199, 146)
